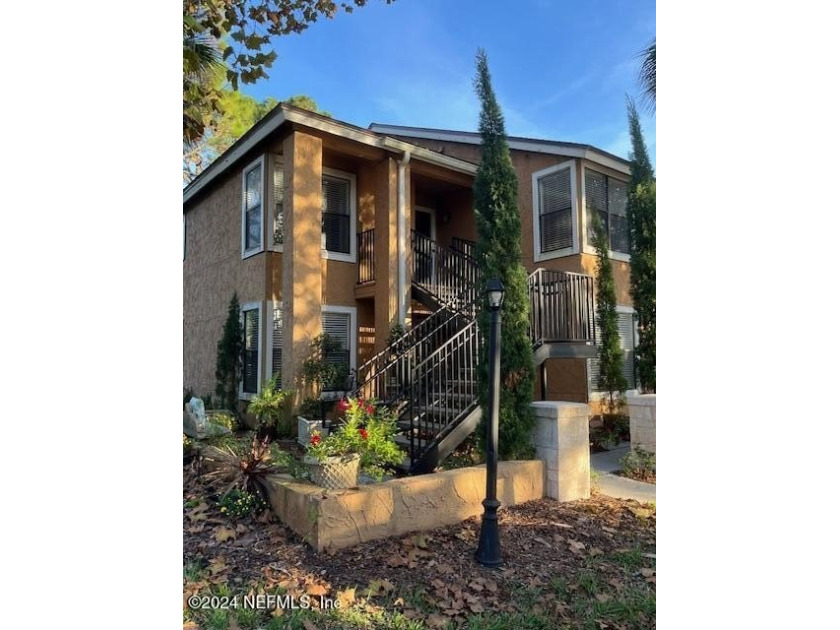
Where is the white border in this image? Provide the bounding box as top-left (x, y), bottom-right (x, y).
top-left (241, 155), bottom-right (266, 260)
top-left (532, 160), bottom-right (579, 262)
top-left (239, 301), bottom-right (263, 400)
top-left (269, 154), bottom-right (283, 253)
top-left (581, 165), bottom-right (631, 263)
top-left (320, 167), bottom-right (357, 263)
top-left (321, 304), bottom-right (358, 371)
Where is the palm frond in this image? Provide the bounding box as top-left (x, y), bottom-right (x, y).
top-left (638, 39), bottom-right (656, 112)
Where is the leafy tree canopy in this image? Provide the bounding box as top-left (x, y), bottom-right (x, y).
top-left (183, 0), bottom-right (394, 143)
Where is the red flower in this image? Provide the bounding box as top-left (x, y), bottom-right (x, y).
top-left (365, 404), bottom-right (374, 415)
top-left (338, 398), bottom-right (349, 412)
top-left (309, 434), bottom-right (321, 446)
top-left (359, 428), bottom-right (368, 440)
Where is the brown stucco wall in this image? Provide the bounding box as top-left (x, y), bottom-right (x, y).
top-left (183, 166), bottom-right (269, 398)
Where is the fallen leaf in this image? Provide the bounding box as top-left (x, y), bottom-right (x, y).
top-left (214, 527), bottom-right (236, 543)
top-left (589, 547), bottom-right (604, 556)
top-left (208, 557), bottom-right (227, 575)
top-left (302, 620), bottom-right (317, 630)
top-left (595, 593), bottom-right (612, 603)
top-left (468, 580), bottom-right (484, 592)
top-left (629, 507), bottom-right (653, 519)
top-left (484, 580), bottom-right (498, 593)
top-left (469, 600), bottom-right (485, 613)
top-left (337, 587), bottom-right (356, 608)
top-left (426, 613), bottom-right (450, 628)
top-left (534, 536), bottom-right (552, 548)
top-left (306, 583), bottom-right (328, 596)
top-left (640, 568), bottom-right (655, 578)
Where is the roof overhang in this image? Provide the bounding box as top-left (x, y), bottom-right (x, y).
top-left (368, 123), bottom-right (631, 176)
top-left (183, 105), bottom-right (478, 208)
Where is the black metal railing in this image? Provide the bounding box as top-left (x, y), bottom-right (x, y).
top-left (357, 229), bottom-right (375, 283)
top-left (403, 319), bottom-right (480, 465)
top-left (354, 305), bottom-right (469, 402)
top-left (412, 231), bottom-right (479, 313)
top-left (451, 237), bottom-right (477, 260)
top-left (528, 268), bottom-right (596, 345)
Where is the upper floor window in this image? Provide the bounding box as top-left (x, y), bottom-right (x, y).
top-left (532, 160), bottom-right (578, 261)
top-left (273, 157), bottom-right (284, 249)
top-left (322, 171), bottom-right (355, 260)
top-left (584, 169), bottom-right (629, 257)
top-left (242, 157), bottom-right (264, 258)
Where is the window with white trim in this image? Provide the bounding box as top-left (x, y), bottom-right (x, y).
top-left (321, 310), bottom-right (352, 369)
top-left (533, 161), bottom-right (577, 260)
top-left (321, 170), bottom-right (356, 261)
top-left (241, 305), bottom-right (261, 395)
top-left (242, 158), bottom-right (263, 257)
top-left (273, 158), bottom-right (284, 248)
top-left (585, 169), bottom-right (629, 255)
top-left (588, 309), bottom-right (636, 393)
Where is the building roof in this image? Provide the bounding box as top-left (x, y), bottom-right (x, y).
top-left (183, 104), bottom-right (479, 208)
top-left (368, 123), bottom-right (631, 174)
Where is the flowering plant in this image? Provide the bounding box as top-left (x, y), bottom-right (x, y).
top-left (305, 397), bottom-right (404, 481)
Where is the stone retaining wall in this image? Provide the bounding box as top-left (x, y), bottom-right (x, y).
top-left (263, 460), bottom-right (544, 552)
top-left (627, 394), bottom-right (656, 453)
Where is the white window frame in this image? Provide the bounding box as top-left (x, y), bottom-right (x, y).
top-left (320, 305), bottom-right (357, 371)
top-left (321, 167), bottom-right (357, 264)
top-left (269, 154), bottom-right (284, 253)
top-left (581, 165), bottom-right (631, 263)
top-left (587, 304), bottom-right (638, 400)
top-left (239, 301), bottom-right (263, 400)
top-left (241, 155), bottom-right (266, 259)
top-left (532, 160), bottom-right (579, 262)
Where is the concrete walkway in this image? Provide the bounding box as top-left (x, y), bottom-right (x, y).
top-left (590, 443), bottom-right (656, 504)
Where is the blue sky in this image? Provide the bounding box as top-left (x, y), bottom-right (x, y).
top-left (244, 0), bottom-right (656, 166)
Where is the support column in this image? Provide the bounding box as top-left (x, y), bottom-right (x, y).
top-left (281, 131), bottom-right (323, 401)
top-left (374, 157), bottom-right (399, 352)
top-left (530, 401), bottom-right (591, 501)
top-left (627, 394), bottom-right (656, 453)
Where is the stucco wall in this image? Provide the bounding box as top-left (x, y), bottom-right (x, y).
top-left (184, 166), bottom-right (269, 398)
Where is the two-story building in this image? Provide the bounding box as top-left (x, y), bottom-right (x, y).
top-left (183, 103), bottom-right (636, 471)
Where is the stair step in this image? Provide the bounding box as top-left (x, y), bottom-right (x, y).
top-left (397, 417), bottom-right (448, 431)
top-left (394, 434), bottom-right (432, 449)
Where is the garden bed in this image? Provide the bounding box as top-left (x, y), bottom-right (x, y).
top-left (263, 460), bottom-right (545, 552)
top-left (184, 465), bottom-right (656, 629)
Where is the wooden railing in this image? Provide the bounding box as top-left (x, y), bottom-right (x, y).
top-left (528, 269), bottom-right (596, 345)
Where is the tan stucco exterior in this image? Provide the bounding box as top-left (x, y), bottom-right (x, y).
top-left (184, 118), bottom-right (631, 410)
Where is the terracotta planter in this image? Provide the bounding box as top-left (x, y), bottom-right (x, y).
top-left (304, 453), bottom-right (361, 490)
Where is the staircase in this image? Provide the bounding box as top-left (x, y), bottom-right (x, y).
top-left (353, 232), bottom-right (596, 475)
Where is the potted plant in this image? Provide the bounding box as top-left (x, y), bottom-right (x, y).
top-left (303, 397), bottom-right (404, 489)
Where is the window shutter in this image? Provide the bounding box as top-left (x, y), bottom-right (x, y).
top-left (321, 311), bottom-right (351, 367)
top-left (588, 311), bottom-right (636, 392)
top-left (242, 309), bottom-right (260, 394)
top-left (273, 162), bottom-right (284, 246)
top-left (322, 175), bottom-right (351, 253)
top-left (585, 170), bottom-right (608, 245)
top-left (538, 168), bottom-right (573, 252)
top-left (272, 307), bottom-right (283, 386)
top-left (608, 179), bottom-right (629, 254)
top-left (618, 311), bottom-right (635, 389)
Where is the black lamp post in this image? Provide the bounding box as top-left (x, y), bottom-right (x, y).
top-left (476, 278), bottom-right (505, 567)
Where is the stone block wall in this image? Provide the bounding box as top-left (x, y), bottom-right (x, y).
top-left (627, 394), bottom-right (656, 453)
top-left (530, 401), bottom-right (591, 501)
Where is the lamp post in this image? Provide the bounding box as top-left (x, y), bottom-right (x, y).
top-left (476, 278), bottom-right (504, 567)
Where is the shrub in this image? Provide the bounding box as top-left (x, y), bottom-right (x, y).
top-left (246, 374), bottom-right (294, 438)
top-left (215, 294), bottom-right (243, 412)
top-left (301, 334), bottom-right (349, 393)
top-left (201, 435), bottom-right (285, 497)
top-left (297, 397), bottom-right (322, 420)
top-left (218, 488), bottom-right (268, 519)
top-left (619, 448), bottom-right (656, 483)
top-left (211, 412), bottom-right (238, 432)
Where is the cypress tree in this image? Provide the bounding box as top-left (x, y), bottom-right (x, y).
top-left (592, 213), bottom-right (627, 415)
top-left (215, 293), bottom-right (244, 412)
top-left (626, 99), bottom-right (656, 392)
top-left (473, 49), bottom-right (535, 459)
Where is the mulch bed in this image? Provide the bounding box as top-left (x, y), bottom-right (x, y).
top-left (184, 464), bottom-right (656, 627)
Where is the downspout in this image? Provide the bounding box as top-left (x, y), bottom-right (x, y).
top-left (397, 150), bottom-right (411, 323)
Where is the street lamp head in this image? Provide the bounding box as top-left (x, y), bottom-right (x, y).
top-left (486, 278), bottom-right (505, 310)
